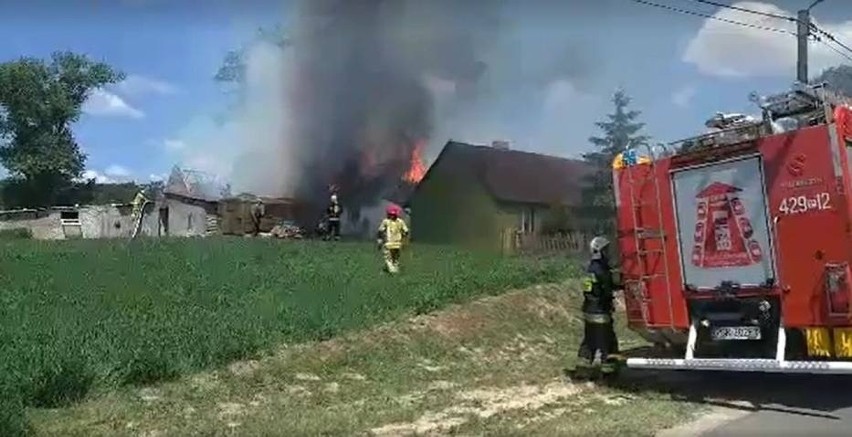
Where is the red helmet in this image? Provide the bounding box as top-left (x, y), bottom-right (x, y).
top-left (386, 204), bottom-right (401, 217)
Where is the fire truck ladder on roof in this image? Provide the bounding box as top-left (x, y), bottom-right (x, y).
top-left (623, 144), bottom-right (674, 330)
top-left (756, 82), bottom-right (851, 123)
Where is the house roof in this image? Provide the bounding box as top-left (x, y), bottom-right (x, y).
top-left (412, 141), bottom-right (593, 206)
top-left (164, 166), bottom-right (231, 202)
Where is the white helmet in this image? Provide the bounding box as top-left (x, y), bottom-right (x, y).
top-left (330, 194), bottom-right (338, 203)
top-left (589, 236), bottom-right (610, 259)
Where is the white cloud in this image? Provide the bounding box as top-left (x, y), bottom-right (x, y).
top-left (80, 170), bottom-right (115, 184)
top-left (683, 1), bottom-right (852, 78)
top-left (163, 139), bottom-right (186, 151)
top-left (149, 173), bottom-right (167, 182)
top-left (116, 75), bottom-right (178, 97)
top-left (78, 165), bottom-right (135, 184)
top-left (104, 164), bottom-right (132, 178)
top-left (83, 89), bottom-right (145, 119)
top-left (672, 85), bottom-right (696, 108)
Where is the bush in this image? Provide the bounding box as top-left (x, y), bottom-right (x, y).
top-left (26, 357), bottom-right (94, 408)
top-left (0, 394), bottom-right (28, 437)
top-left (0, 366), bottom-right (29, 437)
top-left (0, 228), bottom-right (32, 240)
top-left (1, 238), bottom-right (575, 426)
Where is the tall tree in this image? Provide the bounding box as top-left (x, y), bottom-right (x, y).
top-left (580, 89), bottom-right (650, 235)
top-left (214, 26), bottom-right (289, 93)
top-left (210, 26), bottom-right (289, 125)
top-left (0, 51), bottom-right (124, 207)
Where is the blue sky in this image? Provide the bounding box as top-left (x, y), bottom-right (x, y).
top-left (0, 0), bottom-right (287, 183)
top-left (2, 0), bottom-right (852, 186)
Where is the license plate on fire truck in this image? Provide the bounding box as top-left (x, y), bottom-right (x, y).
top-left (710, 326), bottom-right (762, 340)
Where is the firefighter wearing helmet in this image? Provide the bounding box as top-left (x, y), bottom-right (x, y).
top-left (325, 193), bottom-right (342, 241)
top-left (575, 235), bottom-right (622, 377)
top-left (377, 204), bottom-right (409, 274)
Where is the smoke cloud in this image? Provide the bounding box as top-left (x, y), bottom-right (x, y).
top-left (169, 40), bottom-right (296, 198)
top-left (285, 0), bottom-right (502, 211)
top-left (230, 41), bottom-right (297, 196)
top-left (174, 0), bottom-right (598, 216)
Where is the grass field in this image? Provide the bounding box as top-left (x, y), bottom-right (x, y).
top-left (28, 280), bottom-right (702, 436)
top-left (0, 238), bottom-right (575, 435)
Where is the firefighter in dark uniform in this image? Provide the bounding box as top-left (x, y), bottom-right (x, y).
top-left (576, 235), bottom-right (621, 376)
top-left (325, 194), bottom-right (342, 241)
top-left (250, 199), bottom-right (265, 237)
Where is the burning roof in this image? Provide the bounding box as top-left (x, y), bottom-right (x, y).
top-left (402, 140), bottom-right (427, 184)
top-left (165, 166), bottom-right (232, 202)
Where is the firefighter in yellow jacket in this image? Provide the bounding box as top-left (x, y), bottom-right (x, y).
top-left (377, 204), bottom-right (409, 274)
top-left (131, 189), bottom-right (148, 218)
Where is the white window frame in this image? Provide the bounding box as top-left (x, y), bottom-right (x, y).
top-left (519, 207), bottom-right (536, 234)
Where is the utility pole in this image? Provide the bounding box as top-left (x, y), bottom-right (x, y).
top-left (797, 9), bottom-right (810, 83)
top-left (797, 0), bottom-right (826, 84)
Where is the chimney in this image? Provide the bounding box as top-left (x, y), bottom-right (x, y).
top-left (492, 140), bottom-right (510, 150)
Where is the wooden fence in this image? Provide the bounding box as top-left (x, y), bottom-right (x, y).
top-left (503, 230), bottom-right (591, 256)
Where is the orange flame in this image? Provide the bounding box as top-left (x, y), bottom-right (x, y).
top-left (403, 140), bottom-right (427, 183)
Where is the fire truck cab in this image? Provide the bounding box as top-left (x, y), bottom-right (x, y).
top-left (615, 82), bottom-right (852, 374)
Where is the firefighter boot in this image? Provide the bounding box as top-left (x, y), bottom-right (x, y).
top-left (382, 249), bottom-right (399, 274)
top-left (387, 260), bottom-right (400, 274)
top-left (384, 248), bottom-right (401, 274)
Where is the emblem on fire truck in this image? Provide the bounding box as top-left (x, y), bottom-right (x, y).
top-left (786, 153), bottom-right (806, 177)
top-left (690, 182), bottom-right (763, 268)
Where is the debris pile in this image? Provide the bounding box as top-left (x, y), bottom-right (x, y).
top-left (270, 220), bottom-right (305, 239)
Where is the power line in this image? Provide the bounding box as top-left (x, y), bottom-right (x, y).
top-left (683, 0), bottom-right (795, 23)
top-left (638, 0), bottom-right (852, 61)
top-left (633, 0), bottom-right (852, 69)
top-left (630, 0), bottom-right (796, 35)
top-left (810, 24), bottom-right (852, 58)
top-left (812, 33), bottom-right (852, 64)
top-left (685, 0), bottom-right (852, 59)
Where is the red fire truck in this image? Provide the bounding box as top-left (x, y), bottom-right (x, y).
top-left (615, 82), bottom-right (852, 373)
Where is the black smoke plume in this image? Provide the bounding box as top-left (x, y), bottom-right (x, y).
top-left (288, 0), bottom-right (498, 214)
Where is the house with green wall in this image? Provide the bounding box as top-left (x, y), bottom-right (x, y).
top-left (406, 141), bottom-right (592, 251)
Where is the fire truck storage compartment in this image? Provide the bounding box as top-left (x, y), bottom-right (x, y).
top-left (671, 156), bottom-right (776, 291)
